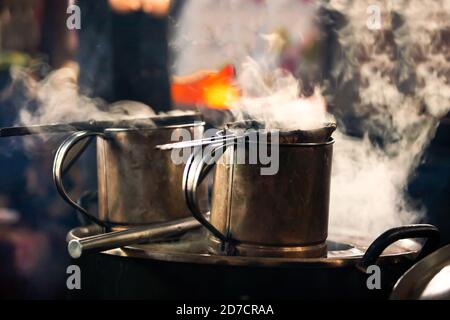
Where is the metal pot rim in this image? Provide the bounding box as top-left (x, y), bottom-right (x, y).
top-left (217, 137), bottom-right (335, 147)
top-left (278, 138), bottom-right (335, 147)
top-left (103, 121), bottom-right (205, 133)
top-left (217, 126), bottom-right (336, 146)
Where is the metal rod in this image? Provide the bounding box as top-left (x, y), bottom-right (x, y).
top-left (156, 133), bottom-right (248, 150)
top-left (0, 119), bottom-right (148, 137)
top-left (67, 217), bottom-right (201, 259)
top-left (0, 114), bottom-right (202, 138)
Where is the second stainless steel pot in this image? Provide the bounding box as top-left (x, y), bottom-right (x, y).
top-left (53, 115), bottom-right (205, 229)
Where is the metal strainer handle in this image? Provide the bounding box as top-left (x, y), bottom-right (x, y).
top-left (53, 131), bottom-right (109, 228)
top-left (182, 142), bottom-right (233, 242)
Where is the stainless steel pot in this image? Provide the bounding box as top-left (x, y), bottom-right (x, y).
top-left (53, 115), bottom-right (205, 229)
top-left (183, 122), bottom-right (335, 258)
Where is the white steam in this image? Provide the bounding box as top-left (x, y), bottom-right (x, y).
top-left (11, 64), bottom-right (155, 127)
top-left (173, 0), bottom-right (450, 240)
top-left (325, 0), bottom-right (450, 237)
top-left (231, 57), bottom-right (330, 130)
top-left (171, 0), bottom-right (319, 75)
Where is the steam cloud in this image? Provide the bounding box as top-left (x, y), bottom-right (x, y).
top-left (324, 0), bottom-right (450, 237)
top-left (9, 64), bottom-right (195, 132)
top-left (10, 64), bottom-right (155, 127)
top-left (171, 0), bottom-right (318, 76)
top-left (173, 0), bottom-right (450, 240)
top-left (231, 57), bottom-right (330, 131)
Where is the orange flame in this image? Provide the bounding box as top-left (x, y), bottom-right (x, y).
top-left (171, 65), bottom-right (240, 110)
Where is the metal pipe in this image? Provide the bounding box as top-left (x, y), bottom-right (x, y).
top-left (68, 217), bottom-right (201, 259)
top-left (0, 114), bottom-right (202, 137)
top-left (156, 133), bottom-right (245, 150)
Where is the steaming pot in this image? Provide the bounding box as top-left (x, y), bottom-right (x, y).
top-left (183, 121), bottom-right (335, 258)
top-left (53, 114), bottom-right (205, 229)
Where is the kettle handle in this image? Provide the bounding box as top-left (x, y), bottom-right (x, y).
top-left (182, 143), bottom-right (233, 242)
top-left (53, 131), bottom-right (108, 228)
top-left (359, 224), bottom-right (440, 271)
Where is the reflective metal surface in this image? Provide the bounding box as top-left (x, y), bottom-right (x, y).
top-left (96, 124), bottom-right (204, 225)
top-left (53, 116), bottom-right (206, 227)
top-left (391, 244), bottom-right (450, 300)
top-left (67, 217), bottom-right (201, 259)
top-left (210, 139), bottom-right (333, 257)
top-left (183, 129), bottom-right (334, 258)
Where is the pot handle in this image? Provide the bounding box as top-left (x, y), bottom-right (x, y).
top-left (359, 224), bottom-right (440, 271)
top-left (182, 143), bottom-right (232, 242)
top-left (53, 131), bottom-right (108, 228)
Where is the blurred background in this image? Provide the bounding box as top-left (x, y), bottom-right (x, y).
top-left (0, 0), bottom-right (449, 299)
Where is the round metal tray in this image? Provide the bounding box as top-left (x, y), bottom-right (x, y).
top-left (67, 226), bottom-right (421, 268)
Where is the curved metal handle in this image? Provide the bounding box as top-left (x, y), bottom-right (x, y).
top-left (53, 131), bottom-right (108, 228)
top-left (359, 224), bottom-right (441, 271)
top-left (182, 143), bottom-right (233, 242)
top-left (76, 191), bottom-right (99, 225)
